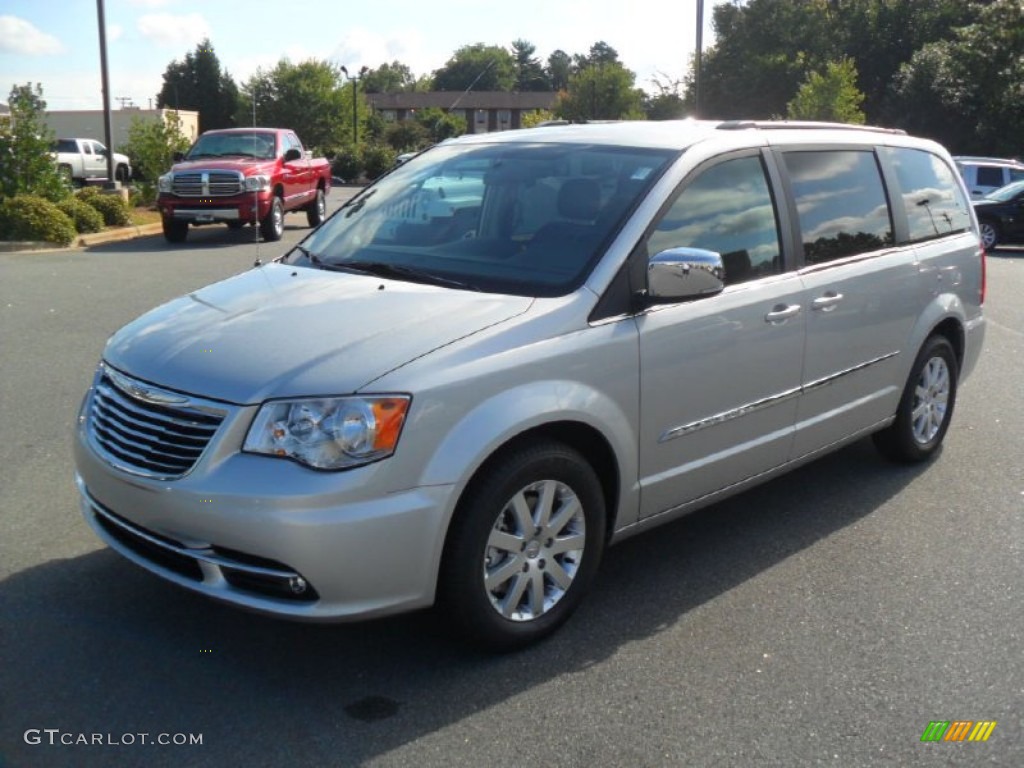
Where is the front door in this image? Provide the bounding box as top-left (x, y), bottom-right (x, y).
top-left (637, 152), bottom-right (804, 519)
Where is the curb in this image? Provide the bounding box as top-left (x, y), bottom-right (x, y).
top-left (0, 223), bottom-right (164, 254)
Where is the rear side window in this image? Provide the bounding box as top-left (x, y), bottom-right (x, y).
top-left (784, 150), bottom-right (893, 265)
top-left (1010, 168), bottom-right (1024, 184)
top-left (975, 166), bottom-right (1004, 188)
top-left (887, 147), bottom-right (971, 243)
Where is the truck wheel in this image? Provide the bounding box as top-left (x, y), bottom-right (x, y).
top-left (872, 335), bottom-right (958, 463)
top-left (163, 219), bottom-right (188, 244)
top-left (439, 440), bottom-right (606, 650)
top-left (306, 188), bottom-right (326, 227)
top-left (260, 196), bottom-right (284, 241)
top-left (115, 164), bottom-right (130, 184)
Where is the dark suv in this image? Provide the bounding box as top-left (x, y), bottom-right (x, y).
top-left (973, 180), bottom-right (1024, 249)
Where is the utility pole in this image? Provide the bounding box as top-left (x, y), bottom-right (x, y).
top-left (96, 0), bottom-right (117, 186)
top-left (694, 0), bottom-right (705, 118)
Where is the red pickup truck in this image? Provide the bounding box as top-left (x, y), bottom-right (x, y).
top-left (157, 127), bottom-right (332, 243)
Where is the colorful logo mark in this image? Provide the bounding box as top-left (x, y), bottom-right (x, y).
top-left (921, 720), bottom-right (997, 742)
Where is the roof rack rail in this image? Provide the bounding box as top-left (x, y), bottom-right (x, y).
top-left (716, 120), bottom-right (906, 136)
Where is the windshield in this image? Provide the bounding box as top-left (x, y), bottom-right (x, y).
top-left (985, 179), bottom-right (1024, 202)
top-left (187, 131), bottom-right (277, 160)
top-left (288, 140), bottom-right (676, 296)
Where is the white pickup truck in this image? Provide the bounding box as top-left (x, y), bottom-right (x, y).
top-left (53, 138), bottom-right (132, 184)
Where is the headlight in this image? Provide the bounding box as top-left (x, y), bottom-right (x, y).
top-left (244, 175), bottom-right (270, 192)
top-left (243, 396), bottom-right (410, 470)
top-left (157, 173), bottom-right (173, 193)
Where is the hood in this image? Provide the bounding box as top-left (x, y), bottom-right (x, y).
top-left (171, 157), bottom-right (278, 175)
top-left (103, 264), bottom-right (533, 404)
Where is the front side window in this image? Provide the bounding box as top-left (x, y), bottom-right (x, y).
top-left (289, 141), bottom-right (676, 297)
top-left (647, 155), bottom-right (782, 285)
top-left (784, 150), bottom-right (893, 265)
top-left (887, 147), bottom-right (971, 243)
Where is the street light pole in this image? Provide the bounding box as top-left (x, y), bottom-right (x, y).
top-left (340, 66), bottom-right (367, 147)
top-left (694, 0), bottom-right (705, 118)
top-left (96, 0), bottom-right (116, 186)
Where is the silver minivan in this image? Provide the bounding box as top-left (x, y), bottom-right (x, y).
top-left (74, 121), bottom-right (986, 649)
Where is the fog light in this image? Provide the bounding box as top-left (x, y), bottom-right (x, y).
top-left (288, 576), bottom-right (308, 595)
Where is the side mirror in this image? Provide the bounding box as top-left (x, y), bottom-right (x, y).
top-left (172, 151), bottom-right (184, 162)
top-left (647, 247), bottom-right (725, 302)
top-left (283, 148), bottom-right (302, 163)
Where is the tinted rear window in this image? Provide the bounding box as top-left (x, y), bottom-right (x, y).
top-left (886, 147), bottom-right (971, 243)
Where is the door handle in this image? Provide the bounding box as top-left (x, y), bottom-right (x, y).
top-left (764, 304), bottom-right (801, 324)
top-left (812, 292), bottom-right (844, 312)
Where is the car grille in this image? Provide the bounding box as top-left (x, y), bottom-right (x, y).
top-left (88, 369), bottom-right (225, 478)
top-left (171, 170), bottom-right (244, 197)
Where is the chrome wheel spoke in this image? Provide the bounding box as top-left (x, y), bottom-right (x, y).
top-left (485, 557), bottom-right (522, 592)
top-left (500, 572), bottom-right (530, 617)
top-left (510, 492), bottom-right (534, 537)
top-left (487, 529), bottom-right (523, 554)
top-left (534, 480), bottom-right (557, 529)
top-left (546, 560), bottom-right (573, 590)
top-left (547, 495), bottom-right (581, 537)
top-left (548, 532), bottom-right (585, 556)
top-left (528, 572), bottom-right (546, 617)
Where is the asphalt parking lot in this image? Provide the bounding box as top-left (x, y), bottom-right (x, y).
top-left (0, 213), bottom-right (1020, 766)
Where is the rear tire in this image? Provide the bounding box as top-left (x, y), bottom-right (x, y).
top-left (306, 187), bottom-right (326, 227)
top-left (439, 440), bottom-right (606, 651)
top-left (260, 196), bottom-right (284, 241)
top-left (979, 220), bottom-right (1000, 250)
top-left (115, 164), bottom-right (130, 184)
top-left (162, 219), bottom-right (188, 243)
top-left (873, 335), bottom-right (958, 463)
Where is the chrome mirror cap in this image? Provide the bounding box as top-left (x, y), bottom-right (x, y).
top-left (647, 247), bottom-right (725, 301)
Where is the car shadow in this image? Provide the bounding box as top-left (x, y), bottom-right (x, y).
top-left (0, 440), bottom-right (929, 767)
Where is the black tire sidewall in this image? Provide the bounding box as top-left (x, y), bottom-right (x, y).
top-left (440, 440), bottom-right (606, 650)
top-left (885, 336), bottom-right (959, 462)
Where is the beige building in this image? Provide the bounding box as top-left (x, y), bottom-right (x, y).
top-left (42, 108), bottom-right (199, 150)
top-left (366, 92), bottom-right (558, 134)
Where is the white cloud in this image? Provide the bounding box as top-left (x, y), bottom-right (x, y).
top-left (127, 0), bottom-right (172, 7)
top-left (0, 15), bottom-right (64, 56)
top-left (327, 27), bottom-right (435, 78)
top-left (136, 13), bottom-right (210, 48)
top-left (107, 24), bottom-right (123, 43)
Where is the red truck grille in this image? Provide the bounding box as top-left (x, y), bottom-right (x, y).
top-left (171, 171), bottom-right (244, 197)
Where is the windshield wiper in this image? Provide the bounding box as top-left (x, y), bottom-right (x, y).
top-left (342, 189), bottom-right (377, 218)
top-left (331, 260), bottom-right (477, 290)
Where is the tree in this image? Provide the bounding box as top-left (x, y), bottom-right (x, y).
top-left (645, 73), bottom-right (689, 120)
top-left (787, 58), bottom-right (866, 124)
top-left (573, 41), bottom-right (621, 72)
top-left (892, 0), bottom-right (1024, 156)
top-left (432, 44), bottom-right (516, 92)
top-left (237, 59), bottom-right (358, 152)
top-left (0, 83), bottom-right (65, 202)
top-left (413, 108), bottom-right (466, 143)
top-left (362, 61), bottom-right (418, 93)
top-left (156, 39), bottom-right (238, 132)
top-left (556, 63), bottom-right (644, 121)
top-left (120, 111), bottom-right (191, 203)
top-left (547, 50), bottom-right (572, 91)
top-left (511, 39), bottom-right (550, 91)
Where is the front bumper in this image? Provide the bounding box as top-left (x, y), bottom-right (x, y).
top-left (158, 192), bottom-right (273, 226)
top-left (73, 392), bottom-right (455, 621)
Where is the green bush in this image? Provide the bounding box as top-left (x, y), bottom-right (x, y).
top-left (362, 144), bottom-right (397, 181)
top-left (75, 186), bottom-right (101, 201)
top-left (57, 197), bottom-right (104, 234)
top-left (81, 192), bottom-right (132, 226)
top-left (0, 195), bottom-right (77, 245)
top-left (331, 145), bottom-right (363, 182)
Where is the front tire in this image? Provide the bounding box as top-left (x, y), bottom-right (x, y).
top-left (873, 335), bottom-right (958, 463)
top-left (440, 440), bottom-right (606, 651)
top-left (162, 219), bottom-right (188, 243)
top-left (306, 187), bottom-right (326, 227)
top-left (260, 196), bottom-right (284, 241)
top-left (979, 220), bottom-right (1000, 250)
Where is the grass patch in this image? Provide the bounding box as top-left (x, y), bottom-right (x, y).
top-left (130, 207), bottom-right (162, 227)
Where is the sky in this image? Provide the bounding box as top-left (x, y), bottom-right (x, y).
top-left (0, 0), bottom-right (725, 111)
